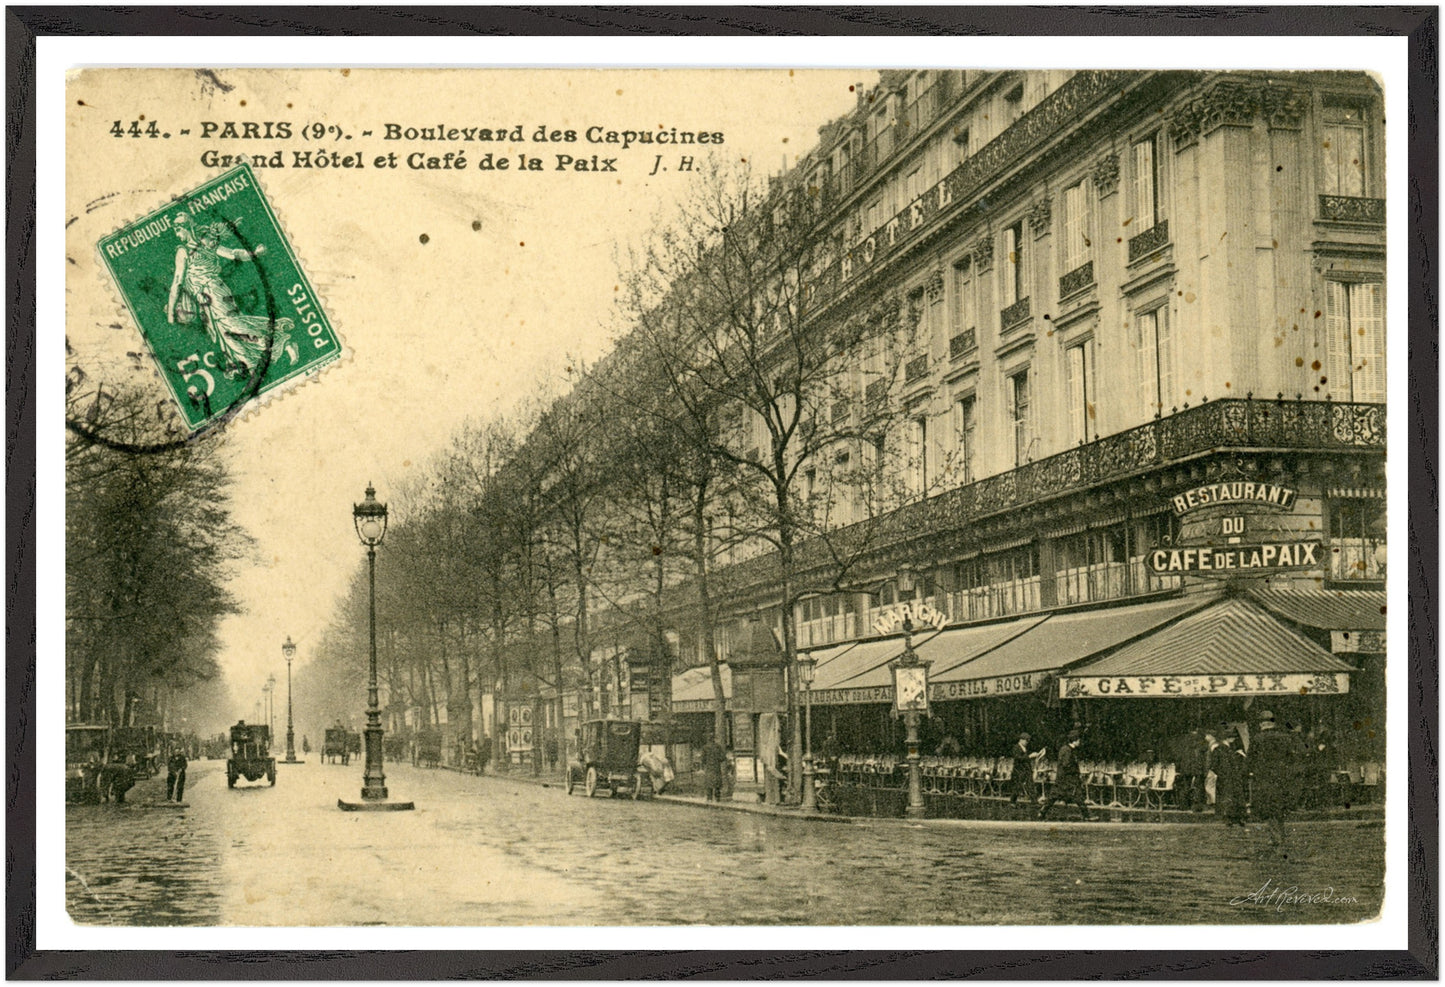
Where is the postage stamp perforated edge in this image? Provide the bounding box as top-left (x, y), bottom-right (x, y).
top-left (89, 162), bottom-right (350, 436)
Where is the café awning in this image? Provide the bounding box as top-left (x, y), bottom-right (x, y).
top-left (1247, 586), bottom-right (1387, 631)
top-left (807, 634), bottom-right (937, 706)
top-left (671, 663), bottom-right (732, 713)
top-left (931, 595), bottom-right (1209, 700)
top-left (1058, 596), bottom-right (1355, 699)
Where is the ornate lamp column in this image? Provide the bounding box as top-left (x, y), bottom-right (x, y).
top-left (339, 482), bottom-right (414, 811)
top-left (890, 615), bottom-right (932, 820)
top-left (282, 636), bottom-right (302, 763)
top-left (797, 654), bottom-right (818, 813)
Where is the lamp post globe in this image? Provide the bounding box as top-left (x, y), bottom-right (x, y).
top-left (341, 482), bottom-right (413, 811)
top-left (797, 654), bottom-right (818, 813)
top-left (282, 636), bottom-right (301, 763)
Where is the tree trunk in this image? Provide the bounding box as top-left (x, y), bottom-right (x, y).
top-left (694, 494), bottom-right (726, 745)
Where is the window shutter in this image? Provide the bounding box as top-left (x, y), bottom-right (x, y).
top-left (1003, 226), bottom-right (1018, 306)
top-left (1137, 310), bottom-right (1158, 416)
top-left (1326, 280), bottom-right (1351, 400)
top-left (1156, 307), bottom-right (1175, 412)
top-left (1133, 139), bottom-right (1155, 229)
top-left (1067, 344), bottom-right (1085, 445)
top-left (1351, 282), bottom-right (1384, 402)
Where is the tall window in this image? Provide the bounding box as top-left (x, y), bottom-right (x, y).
top-left (1007, 369), bottom-right (1032, 466)
top-left (953, 395), bottom-right (976, 483)
top-left (1326, 281), bottom-right (1385, 402)
top-left (1322, 103), bottom-right (1368, 197)
top-left (907, 416), bottom-right (928, 497)
top-left (1062, 179), bottom-right (1092, 274)
top-left (952, 257), bottom-right (975, 336)
top-left (1329, 497), bottom-right (1385, 581)
top-left (1131, 135), bottom-right (1158, 230)
top-left (1066, 340), bottom-right (1096, 445)
top-left (1136, 306), bottom-right (1175, 417)
top-left (1003, 221), bottom-right (1027, 307)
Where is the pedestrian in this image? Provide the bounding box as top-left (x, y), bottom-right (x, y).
top-left (544, 734), bottom-right (559, 772)
top-left (165, 747), bottom-right (189, 802)
top-left (1247, 710), bottom-right (1306, 846)
top-left (1171, 727), bottom-right (1209, 812)
top-left (477, 734), bottom-right (492, 775)
top-left (301, 735), bottom-right (310, 756)
top-left (700, 736), bottom-right (726, 801)
top-left (1208, 728), bottom-right (1247, 828)
top-left (1008, 732), bottom-right (1044, 806)
top-left (98, 759), bottom-right (135, 804)
top-left (1039, 729), bottom-right (1091, 821)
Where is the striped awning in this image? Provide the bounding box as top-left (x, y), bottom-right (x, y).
top-left (1247, 586), bottom-right (1387, 631)
top-left (671, 663), bottom-right (732, 713)
top-left (1059, 597), bottom-right (1355, 699)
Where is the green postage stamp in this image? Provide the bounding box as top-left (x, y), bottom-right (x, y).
top-left (97, 163), bottom-right (341, 431)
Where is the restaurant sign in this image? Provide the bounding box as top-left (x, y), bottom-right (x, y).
top-left (871, 601), bottom-right (949, 637)
top-left (930, 672), bottom-right (1041, 700)
top-left (1060, 671), bottom-right (1349, 698)
top-left (1147, 541), bottom-right (1322, 575)
top-left (1172, 482), bottom-right (1297, 515)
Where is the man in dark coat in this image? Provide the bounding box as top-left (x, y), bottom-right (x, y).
top-left (1248, 710), bottom-right (1306, 845)
top-left (98, 760), bottom-right (135, 804)
top-left (700, 737), bottom-right (727, 802)
top-left (1207, 729), bottom-right (1247, 827)
top-left (1008, 732), bottom-right (1041, 805)
top-left (166, 748), bottom-right (189, 802)
top-left (1039, 729), bottom-right (1091, 821)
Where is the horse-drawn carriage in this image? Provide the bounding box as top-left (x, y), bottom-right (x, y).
top-left (111, 725), bottom-right (159, 778)
top-left (416, 729), bottom-right (443, 768)
top-left (65, 724), bottom-right (111, 804)
top-left (565, 719), bottom-right (647, 799)
top-left (321, 727), bottom-right (352, 764)
top-left (226, 722), bottom-right (276, 788)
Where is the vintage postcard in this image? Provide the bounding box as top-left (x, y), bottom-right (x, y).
top-left (54, 51), bottom-right (1405, 947)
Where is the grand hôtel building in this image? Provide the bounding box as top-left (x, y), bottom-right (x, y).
top-left (550, 69), bottom-right (1387, 797)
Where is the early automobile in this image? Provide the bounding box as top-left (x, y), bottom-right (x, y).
top-left (565, 718), bottom-right (644, 799)
top-left (226, 722), bottom-right (276, 788)
top-left (66, 724), bottom-right (111, 803)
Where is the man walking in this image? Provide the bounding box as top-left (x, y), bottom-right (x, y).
top-left (1207, 728), bottom-right (1247, 828)
top-left (1039, 729), bottom-right (1091, 821)
top-left (165, 747), bottom-right (189, 802)
top-left (1008, 732), bottom-right (1042, 806)
top-left (1247, 710), bottom-right (1304, 846)
top-left (700, 736), bottom-right (727, 802)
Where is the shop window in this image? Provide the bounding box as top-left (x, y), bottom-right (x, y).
top-left (1326, 280), bottom-right (1385, 403)
top-left (1329, 498), bottom-right (1385, 582)
top-left (1056, 525), bottom-right (1130, 605)
top-left (1136, 304), bottom-right (1176, 418)
top-left (949, 544), bottom-right (1041, 621)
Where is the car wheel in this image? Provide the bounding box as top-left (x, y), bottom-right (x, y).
top-left (585, 766), bottom-right (598, 798)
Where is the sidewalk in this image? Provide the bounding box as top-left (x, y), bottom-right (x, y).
top-left (449, 763), bottom-right (1382, 830)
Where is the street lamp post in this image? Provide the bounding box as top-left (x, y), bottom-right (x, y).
top-left (890, 615), bottom-right (932, 819)
top-left (339, 482), bottom-right (414, 811)
top-left (797, 654), bottom-right (817, 814)
top-left (282, 636), bottom-right (302, 763)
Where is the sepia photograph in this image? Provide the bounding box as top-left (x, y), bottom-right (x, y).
top-left (31, 18), bottom-right (1420, 965)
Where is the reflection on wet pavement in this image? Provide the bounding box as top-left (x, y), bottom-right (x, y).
top-left (66, 760), bottom-right (1384, 926)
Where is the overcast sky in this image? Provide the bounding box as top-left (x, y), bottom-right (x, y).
top-left (66, 67), bottom-right (872, 707)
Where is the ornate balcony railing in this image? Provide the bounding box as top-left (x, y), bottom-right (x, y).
top-left (1000, 295), bottom-right (1032, 330)
top-left (814, 69), bottom-right (1139, 311)
top-left (1318, 194), bottom-right (1385, 224)
top-left (1059, 260), bottom-right (1095, 298)
top-left (905, 354), bottom-right (930, 383)
top-left (949, 329), bottom-right (978, 360)
top-left (712, 398), bottom-right (1385, 598)
top-left (1128, 219), bottom-right (1170, 263)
